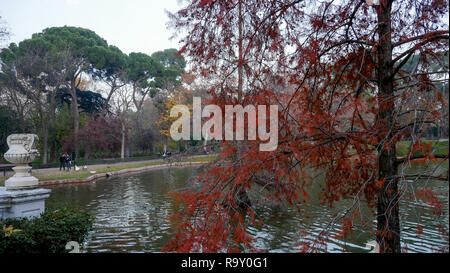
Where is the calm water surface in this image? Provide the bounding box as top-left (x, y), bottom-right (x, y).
top-left (46, 163), bottom-right (449, 253)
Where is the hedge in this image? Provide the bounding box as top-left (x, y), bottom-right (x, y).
top-left (0, 207), bottom-right (93, 253)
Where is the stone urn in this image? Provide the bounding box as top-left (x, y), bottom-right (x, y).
top-left (3, 134), bottom-right (40, 190)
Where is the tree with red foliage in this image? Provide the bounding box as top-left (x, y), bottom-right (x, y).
top-left (165, 0), bottom-right (449, 253)
top-left (62, 115), bottom-right (122, 159)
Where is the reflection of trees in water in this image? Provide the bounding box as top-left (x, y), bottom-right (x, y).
top-left (247, 164), bottom-right (448, 252)
top-left (140, 167), bottom-right (196, 248)
top-left (248, 194), bottom-right (375, 252)
top-left (82, 167), bottom-right (196, 251)
top-left (46, 165), bottom-right (448, 252)
top-left (46, 182), bottom-right (99, 210)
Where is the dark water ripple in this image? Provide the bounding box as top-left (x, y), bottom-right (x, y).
top-left (46, 164), bottom-right (449, 253)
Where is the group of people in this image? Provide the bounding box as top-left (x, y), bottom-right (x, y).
top-left (59, 153), bottom-right (73, 171)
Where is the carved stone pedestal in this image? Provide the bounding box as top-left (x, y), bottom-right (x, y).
top-left (1, 134), bottom-right (51, 219)
top-left (0, 187), bottom-right (51, 219)
top-left (5, 165), bottom-right (39, 190)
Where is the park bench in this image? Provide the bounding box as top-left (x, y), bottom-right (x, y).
top-left (102, 158), bottom-right (116, 164)
top-left (0, 164), bottom-right (15, 177)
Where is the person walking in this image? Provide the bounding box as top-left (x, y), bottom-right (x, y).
top-left (71, 151), bottom-right (76, 169)
top-left (66, 154), bottom-right (72, 171)
top-left (59, 154), bottom-right (66, 171)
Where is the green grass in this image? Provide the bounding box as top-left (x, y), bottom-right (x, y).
top-left (0, 155), bottom-right (216, 185)
top-left (182, 155), bottom-right (217, 163)
top-left (396, 140), bottom-right (449, 157)
top-left (2, 145), bottom-right (447, 187)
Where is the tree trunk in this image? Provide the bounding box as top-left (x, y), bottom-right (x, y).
top-left (84, 146), bottom-right (90, 160)
top-left (237, 0), bottom-right (243, 100)
top-left (42, 119), bottom-right (49, 164)
top-left (49, 90), bottom-right (57, 162)
top-left (37, 99), bottom-right (49, 164)
top-left (376, 0), bottom-right (401, 253)
top-left (235, 0), bottom-right (252, 210)
top-left (121, 122), bottom-right (125, 159)
top-left (71, 80), bottom-right (80, 160)
top-left (125, 131), bottom-right (130, 157)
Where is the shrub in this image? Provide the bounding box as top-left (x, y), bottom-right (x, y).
top-left (0, 207), bottom-right (93, 253)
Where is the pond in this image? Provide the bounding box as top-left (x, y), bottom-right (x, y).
top-left (46, 163), bottom-right (449, 253)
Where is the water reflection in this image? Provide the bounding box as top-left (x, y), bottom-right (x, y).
top-left (46, 163), bottom-right (448, 253)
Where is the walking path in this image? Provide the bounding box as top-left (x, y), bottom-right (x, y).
top-left (38, 160), bottom-right (208, 186)
top-left (2, 154), bottom-right (213, 178)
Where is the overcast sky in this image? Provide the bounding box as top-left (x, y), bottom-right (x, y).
top-left (0, 0), bottom-right (184, 55)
